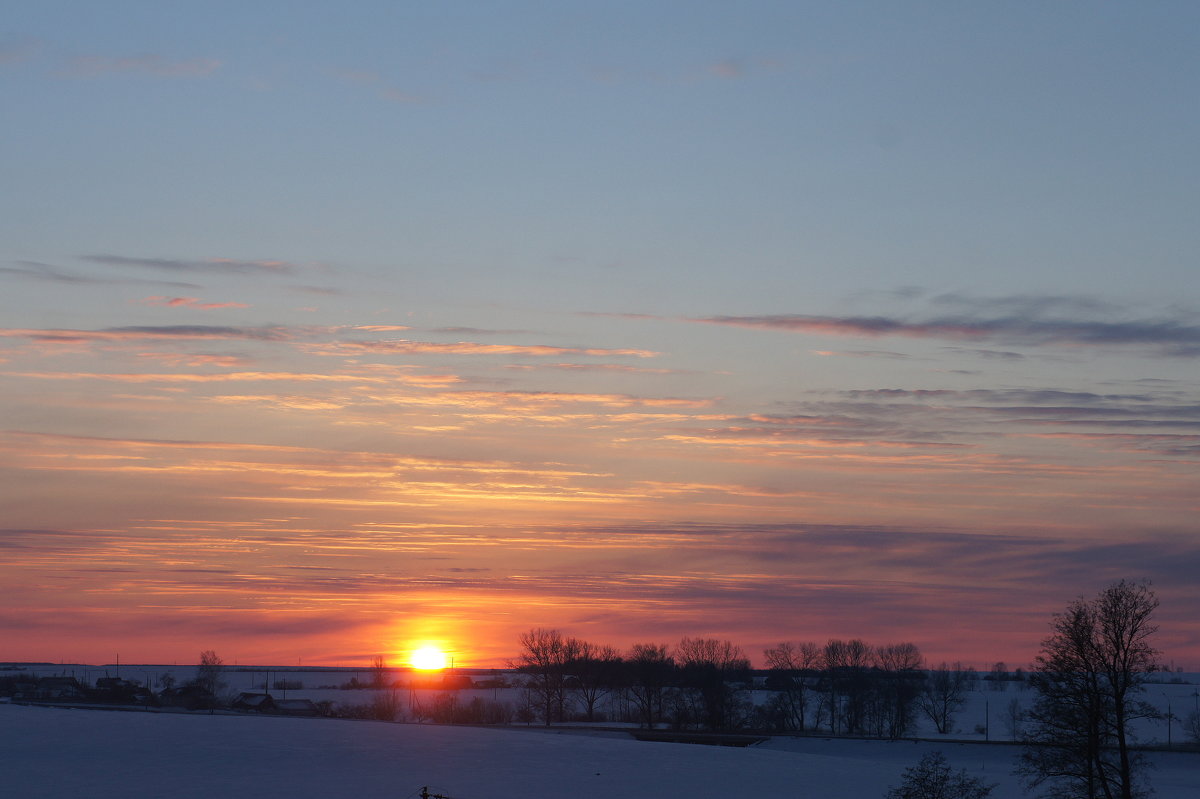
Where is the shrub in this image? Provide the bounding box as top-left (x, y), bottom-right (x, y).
top-left (885, 752), bottom-right (994, 799)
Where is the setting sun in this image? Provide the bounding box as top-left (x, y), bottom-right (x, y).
top-left (410, 645), bottom-right (449, 671)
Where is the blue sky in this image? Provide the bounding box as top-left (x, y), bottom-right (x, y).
top-left (2, 2), bottom-right (1198, 666)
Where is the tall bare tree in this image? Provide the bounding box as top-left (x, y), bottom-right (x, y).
top-left (565, 640), bottom-right (621, 722)
top-left (196, 650), bottom-right (224, 696)
top-left (513, 628), bottom-right (573, 725)
top-left (1019, 580), bottom-right (1159, 799)
top-left (919, 662), bottom-right (971, 735)
top-left (371, 655), bottom-right (390, 689)
top-left (876, 642), bottom-right (924, 739)
top-left (763, 641), bottom-right (821, 732)
top-left (624, 643), bottom-right (673, 728)
top-left (674, 637), bottom-right (751, 731)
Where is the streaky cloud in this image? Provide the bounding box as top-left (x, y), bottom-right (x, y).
top-left (692, 312), bottom-right (1200, 354)
top-left (811, 349), bottom-right (912, 359)
top-left (138, 296), bottom-right (251, 310)
top-left (314, 339), bottom-right (659, 358)
top-left (504, 362), bottom-right (678, 374)
top-left (3, 261), bottom-right (202, 288)
top-left (431, 327), bottom-right (538, 336)
top-left (84, 254), bottom-right (294, 275)
top-left (930, 292), bottom-right (1121, 316)
top-left (0, 325), bottom-right (295, 342)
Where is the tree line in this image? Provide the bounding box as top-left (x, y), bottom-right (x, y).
top-left (513, 628), bottom-right (986, 739)
top-left (515, 580), bottom-right (1169, 799)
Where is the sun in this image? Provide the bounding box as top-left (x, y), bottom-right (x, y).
top-left (409, 645), bottom-right (449, 670)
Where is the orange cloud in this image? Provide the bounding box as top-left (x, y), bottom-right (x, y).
top-left (368, 389), bottom-right (712, 410)
top-left (135, 353), bottom-right (251, 368)
top-left (309, 339), bottom-right (660, 358)
top-left (11, 370), bottom-right (395, 384)
top-left (139, 296), bottom-right (252, 310)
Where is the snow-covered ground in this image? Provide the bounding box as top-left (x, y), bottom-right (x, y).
top-left (3, 702), bottom-right (1198, 799)
top-left (5, 665), bottom-right (1198, 798)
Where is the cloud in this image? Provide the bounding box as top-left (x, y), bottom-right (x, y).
top-left (2, 262), bottom-right (97, 284)
top-left (1, 430), bottom-right (317, 453)
top-left (289, 285), bottom-right (342, 295)
top-left (136, 352), bottom-right (250, 368)
top-left (311, 339), bottom-right (660, 358)
top-left (930, 292), bottom-right (1120, 316)
top-left (709, 59), bottom-right (745, 78)
top-left (430, 327), bottom-right (537, 336)
top-left (11, 371), bottom-right (399, 385)
top-left (84, 254), bottom-right (294, 275)
top-left (811, 350), bottom-right (912, 359)
top-left (841, 388), bottom-right (1163, 404)
top-left (692, 313), bottom-right (1200, 355)
top-left (375, 389), bottom-right (712, 410)
top-left (504, 363), bottom-right (678, 374)
top-left (1029, 432), bottom-right (1200, 458)
top-left (326, 66), bottom-right (427, 105)
top-left (63, 55), bottom-right (221, 78)
top-left (940, 347), bottom-right (1026, 360)
top-left (138, 296), bottom-right (251, 310)
top-left (2, 261), bottom-right (202, 288)
top-left (0, 325), bottom-right (294, 343)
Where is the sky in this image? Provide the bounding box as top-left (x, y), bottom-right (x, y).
top-left (2, 1), bottom-right (1199, 670)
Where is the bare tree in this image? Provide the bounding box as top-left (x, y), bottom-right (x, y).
top-left (876, 642), bottom-right (924, 739)
top-left (674, 637), bottom-right (752, 731)
top-left (196, 650), bottom-right (224, 696)
top-left (819, 639), bottom-right (849, 733)
top-left (565, 641), bottom-right (621, 722)
top-left (1003, 696), bottom-right (1025, 741)
top-left (371, 655), bottom-right (390, 689)
top-left (840, 638), bottom-right (875, 735)
top-left (989, 661), bottom-right (1009, 692)
top-left (1185, 710), bottom-right (1200, 745)
top-left (1019, 580), bottom-right (1159, 799)
top-left (513, 628), bottom-right (572, 725)
top-left (624, 643), bottom-right (673, 728)
top-left (370, 655), bottom-right (400, 720)
top-left (763, 641), bottom-right (821, 732)
top-left (919, 662), bottom-right (971, 735)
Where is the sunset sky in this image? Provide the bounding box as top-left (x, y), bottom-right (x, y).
top-left (3, 2), bottom-right (1199, 670)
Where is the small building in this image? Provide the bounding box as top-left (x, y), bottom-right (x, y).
top-left (274, 699), bottom-right (320, 717)
top-left (93, 677), bottom-right (154, 705)
top-left (231, 692), bottom-right (276, 713)
top-left (159, 684), bottom-right (217, 710)
top-left (35, 677), bottom-right (87, 701)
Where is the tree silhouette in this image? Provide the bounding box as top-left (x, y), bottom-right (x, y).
top-left (1019, 580), bottom-right (1159, 799)
top-left (885, 751), bottom-right (994, 799)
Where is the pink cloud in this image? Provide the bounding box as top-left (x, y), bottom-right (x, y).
top-left (136, 353), bottom-right (250, 368)
top-left (139, 296), bottom-right (252, 310)
top-left (0, 325), bottom-right (295, 342)
top-left (311, 339), bottom-right (660, 358)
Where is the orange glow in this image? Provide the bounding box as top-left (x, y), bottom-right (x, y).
top-left (410, 645), bottom-right (449, 670)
